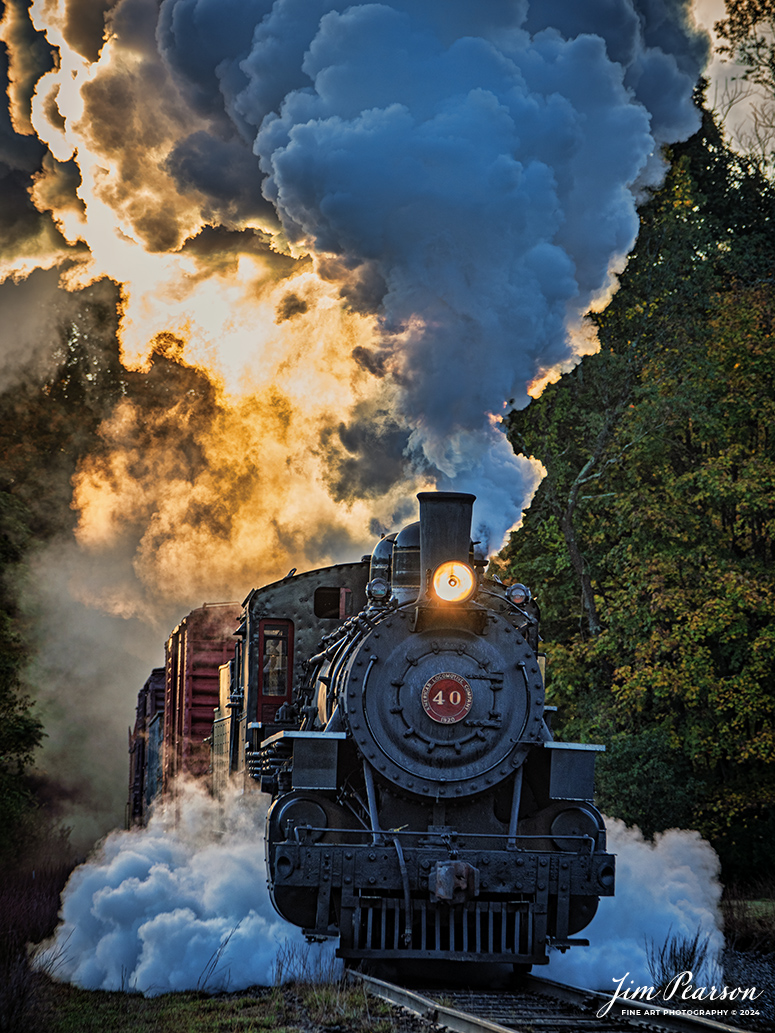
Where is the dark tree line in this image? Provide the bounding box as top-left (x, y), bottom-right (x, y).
top-left (0, 283), bottom-right (122, 864)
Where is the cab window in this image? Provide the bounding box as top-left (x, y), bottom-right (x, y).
top-left (259, 622), bottom-right (292, 697)
top-left (314, 586), bottom-right (353, 619)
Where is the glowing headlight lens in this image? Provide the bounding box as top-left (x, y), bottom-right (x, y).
top-left (432, 561), bottom-right (476, 603)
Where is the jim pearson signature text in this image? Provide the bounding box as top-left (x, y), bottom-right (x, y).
top-left (597, 971), bottom-right (763, 1018)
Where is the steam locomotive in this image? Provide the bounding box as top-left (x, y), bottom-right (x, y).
top-left (128, 491), bottom-right (615, 968)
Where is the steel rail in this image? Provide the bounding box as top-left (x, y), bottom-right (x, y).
top-left (348, 969), bottom-right (748, 1033)
top-left (347, 971), bottom-right (520, 1033)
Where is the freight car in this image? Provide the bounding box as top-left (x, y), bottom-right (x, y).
top-left (129, 491), bottom-right (615, 969)
top-left (128, 602), bottom-right (240, 824)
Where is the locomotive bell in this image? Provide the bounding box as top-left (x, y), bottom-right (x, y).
top-left (417, 491), bottom-right (476, 604)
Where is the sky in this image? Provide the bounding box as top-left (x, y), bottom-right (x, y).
top-left (694, 0), bottom-right (765, 147)
top-left (0, 0), bottom-right (725, 838)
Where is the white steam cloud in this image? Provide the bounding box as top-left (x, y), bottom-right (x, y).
top-left (38, 785), bottom-right (319, 994)
top-left (41, 800), bottom-right (723, 996)
top-left (547, 819), bottom-right (724, 990)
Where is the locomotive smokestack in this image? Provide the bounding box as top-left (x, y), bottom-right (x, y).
top-left (417, 492), bottom-right (475, 599)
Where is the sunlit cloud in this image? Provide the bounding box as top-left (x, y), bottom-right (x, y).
top-left (0, 0), bottom-right (711, 841)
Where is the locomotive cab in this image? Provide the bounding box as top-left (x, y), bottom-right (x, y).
top-left (210, 563), bottom-right (370, 796)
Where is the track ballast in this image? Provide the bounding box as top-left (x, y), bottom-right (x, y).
top-left (349, 969), bottom-right (749, 1033)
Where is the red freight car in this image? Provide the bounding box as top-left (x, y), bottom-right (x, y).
top-left (161, 602), bottom-right (241, 794)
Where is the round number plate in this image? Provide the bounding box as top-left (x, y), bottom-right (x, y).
top-left (421, 672), bottom-right (473, 724)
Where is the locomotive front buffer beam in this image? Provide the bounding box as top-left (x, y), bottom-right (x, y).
top-left (269, 834), bottom-right (615, 964)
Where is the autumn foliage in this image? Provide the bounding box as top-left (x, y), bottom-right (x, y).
top-left (500, 100), bottom-right (775, 881)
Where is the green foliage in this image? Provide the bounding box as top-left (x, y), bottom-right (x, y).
top-left (721, 875), bottom-right (775, 951)
top-left (594, 728), bottom-right (705, 839)
top-left (502, 104), bottom-right (775, 882)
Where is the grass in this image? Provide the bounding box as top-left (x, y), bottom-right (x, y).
top-left (39, 982), bottom-right (293, 1033)
top-left (273, 942), bottom-right (395, 1033)
top-left (721, 879), bottom-right (775, 953)
top-left (32, 974), bottom-right (399, 1033)
top-left (16, 934), bottom-right (397, 1033)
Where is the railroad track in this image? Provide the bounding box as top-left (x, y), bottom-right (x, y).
top-left (348, 970), bottom-right (748, 1033)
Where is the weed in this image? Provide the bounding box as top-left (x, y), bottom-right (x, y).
top-left (0, 941), bottom-right (46, 1033)
top-left (645, 926), bottom-right (715, 991)
top-left (196, 921), bottom-right (242, 993)
top-left (0, 860), bottom-right (75, 1033)
top-left (273, 942), bottom-right (395, 1032)
top-left (297, 980), bottom-right (393, 1032)
top-left (273, 939), bottom-right (341, 986)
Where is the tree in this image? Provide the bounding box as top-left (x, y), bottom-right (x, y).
top-left (500, 101), bottom-right (775, 881)
top-left (715, 1), bottom-right (775, 163)
top-left (0, 492), bottom-right (44, 860)
top-left (0, 279), bottom-right (126, 860)
top-left (715, 0), bottom-right (775, 95)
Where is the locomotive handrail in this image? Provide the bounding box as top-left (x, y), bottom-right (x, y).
top-left (288, 825), bottom-right (601, 851)
top-left (391, 835), bottom-right (413, 943)
top-left (362, 759), bottom-right (382, 843)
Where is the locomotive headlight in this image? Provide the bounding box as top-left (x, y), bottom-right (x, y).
top-left (432, 561), bottom-right (476, 603)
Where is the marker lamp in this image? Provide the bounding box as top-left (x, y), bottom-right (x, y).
top-left (366, 577), bottom-right (391, 602)
top-left (432, 561), bottom-right (476, 603)
top-left (507, 582), bottom-right (531, 606)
